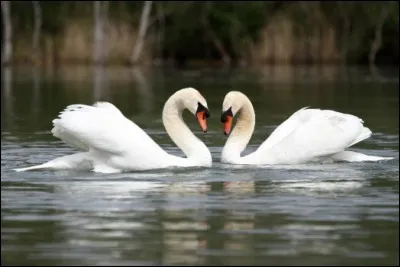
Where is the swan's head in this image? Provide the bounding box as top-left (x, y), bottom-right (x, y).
top-left (221, 91), bottom-right (248, 135)
top-left (177, 87), bottom-right (210, 133)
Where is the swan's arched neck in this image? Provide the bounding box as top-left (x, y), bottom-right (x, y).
top-left (162, 95), bottom-right (212, 167)
top-left (221, 96), bottom-right (256, 164)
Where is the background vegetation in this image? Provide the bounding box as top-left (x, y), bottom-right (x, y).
top-left (1, 1), bottom-right (399, 67)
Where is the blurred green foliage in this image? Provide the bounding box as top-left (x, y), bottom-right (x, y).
top-left (2, 1), bottom-right (399, 65)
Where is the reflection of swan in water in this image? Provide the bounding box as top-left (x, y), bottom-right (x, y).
top-left (255, 162), bottom-right (373, 198)
top-left (14, 87), bottom-right (212, 173)
top-left (220, 91), bottom-right (393, 165)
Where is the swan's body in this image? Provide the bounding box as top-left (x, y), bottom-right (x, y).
top-left (220, 91), bottom-right (393, 165)
top-left (14, 87), bottom-right (212, 173)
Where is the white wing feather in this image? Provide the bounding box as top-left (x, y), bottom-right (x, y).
top-left (254, 107), bottom-right (372, 163)
top-left (51, 102), bottom-right (163, 156)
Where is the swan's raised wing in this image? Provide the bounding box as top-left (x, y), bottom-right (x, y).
top-left (254, 108), bottom-right (371, 163)
top-left (256, 107), bottom-right (309, 152)
top-left (51, 102), bottom-right (164, 155)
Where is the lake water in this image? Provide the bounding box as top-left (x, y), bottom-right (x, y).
top-left (1, 65), bottom-right (399, 266)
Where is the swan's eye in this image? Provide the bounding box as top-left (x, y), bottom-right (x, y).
top-left (221, 107), bottom-right (233, 123)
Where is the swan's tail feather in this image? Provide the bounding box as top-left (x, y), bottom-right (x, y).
top-left (13, 163), bottom-right (51, 172)
top-left (13, 153), bottom-right (92, 172)
top-left (331, 151), bottom-right (394, 162)
top-left (348, 127), bottom-right (372, 148)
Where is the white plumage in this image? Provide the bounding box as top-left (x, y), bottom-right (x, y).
top-left (14, 88), bottom-right (212, 173)
top-left (221, 91), bottom-right (393, 165)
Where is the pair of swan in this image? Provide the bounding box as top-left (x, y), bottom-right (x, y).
top-left (14, 87), bottom-right (392, 173)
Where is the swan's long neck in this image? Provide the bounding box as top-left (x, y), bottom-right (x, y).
top-left (162, 96), bottom-right (211, 166)
top-left (222, 97), bottom-right (255, 163)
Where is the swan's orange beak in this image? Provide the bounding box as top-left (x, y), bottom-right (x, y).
top-left (221, 107), bottom-right (234, 135)
top-left (223, 116), bottom-right (233, 135)
top-left (196, 111), bottom-right (208, 133)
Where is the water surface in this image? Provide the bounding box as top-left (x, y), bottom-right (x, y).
top-left (1, 65), bottom-right (399, 265)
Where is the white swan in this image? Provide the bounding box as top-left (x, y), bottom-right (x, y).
top-left (220, 91), bottom-right (393, 165)
top-left (14, 87), bottom-right (212, 173)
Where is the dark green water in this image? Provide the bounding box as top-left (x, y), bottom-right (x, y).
top-left (1, 65), bottom-right (399, 266)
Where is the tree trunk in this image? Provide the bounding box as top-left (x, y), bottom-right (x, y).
top-left (1, 1), bottom-right (12, 65)
top-left (155, 2), bottom-right (165, 64)
top-left (2, 67), bottom-right (13, 128)
top-left (131, 1), bottom-right (153, 65)
top-left (369, 8), bottom-right (389, 67)
top-left (32, 1), bottom-right (42, 64)
top-left (93, 65), bottom-right (106, 101)
top-left (202, 17), bottom-right (231, 66)
top-left (341, 16), bottom-right (350, 62)
top-left (93, 1), bottom-right (109, 65)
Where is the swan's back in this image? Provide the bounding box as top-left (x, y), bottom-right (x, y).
top-left (253, 107), bottom-right (371, 163)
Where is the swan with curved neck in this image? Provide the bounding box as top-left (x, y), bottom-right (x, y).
top-left (14, 87), bottom-right (212, 173)
top-left (220, 91), bottom-right (393, 165)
